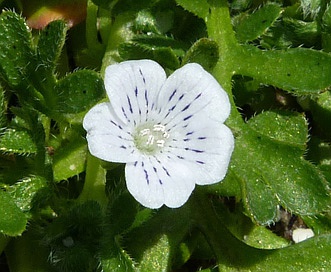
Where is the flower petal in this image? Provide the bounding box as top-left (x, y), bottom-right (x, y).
top-left (125, 155), bottom-right (195, 208)
top-left (104, 60), bottom-right (167, 126)
top-left (83, 102), bottom-right (139, 163)
top-left (165, 123), bottom-right (234, 185)
top-left (156, 63), bottom-right (231, 128)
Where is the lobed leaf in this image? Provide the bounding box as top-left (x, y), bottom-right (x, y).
top-left (232, 111), bottom-right (330, 224)
top-left (238, 46), bottom-right (331, 93)
top-left (55, 70), bottom-right (105, 114)
top-left (234, 3), bottom-right (283, 43)
top-left (197, 198), bottom-right (331, 271)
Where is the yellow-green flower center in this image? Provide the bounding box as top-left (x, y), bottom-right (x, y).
top-left (134, 124), bottom-right (169, 154)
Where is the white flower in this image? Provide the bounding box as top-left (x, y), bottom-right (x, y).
top-left (83, 60), bottom-right (234, 209)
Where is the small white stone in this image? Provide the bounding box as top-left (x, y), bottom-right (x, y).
top-left (292, 228), bottom-right (314, 243)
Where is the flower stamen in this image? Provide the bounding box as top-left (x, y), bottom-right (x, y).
top-left (134, 124), bottom-right (170, 154)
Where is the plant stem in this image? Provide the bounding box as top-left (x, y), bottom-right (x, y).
top-left (206, 0), bottom-right (245, 131)
top-left (78, 152), bottom-right (108, 206)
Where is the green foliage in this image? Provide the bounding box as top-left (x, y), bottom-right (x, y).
top-left (182, 38), bottom-right (219, 71)
top-left (234, 3), bottom-right (283, 43)
top-left (0, 129), bottom-right (37, 155)
top-left (0, 11), bottom-right (33, 88)
top-left (0, 0), bottom-right (330, 271)
top-left (233, 111), bottom-right (329, 224)
top-left (0, 190), bottom-right (27, 236)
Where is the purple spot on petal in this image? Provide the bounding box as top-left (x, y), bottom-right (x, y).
top-left (139, 68), bottom-right (146, 84)
top-left (144, 169), bottom-right (149, 184)
top-left (134, 87), bottom-right (138, 97)
top-left (169, 89), bottom-right (177, 102)
top-left (127, 95), bottom-right (133, 114)
top-left (111, 120), bottom-right (123, 130)
top-left (183, 115), bottom-right (193, 121)
top-left (122, 107), bottom-right (128, 120)
top-left (183, 138), bottom-right (190, 142)
top-left (198, 136), bottom-right (207, 140)
top-left (177, 155), bottom-right (184, 159)
top-left (186, 131), bottom-right (194, 136)
top-left (181, 103), bottom-right (190, 112)
top-left (159, 179), bottom-right (163, 185)
top-left (196, 160), bottom-right (205, 164)
top-left (144, 89), bottom-right (149, 107)
top-left (178, 94), bottom-right (184, 101)
top-left (163, 166), bottom-right (171, 177)
top-left (194, 93), bottom-right (202, 100)
top-left (134, 161), bottom-right (138, 167)
top-left (120, 145), bottom-right (127, 149)
top-left (185, 147), bottom-right (204, 153)
top-left (153, 167), bottom-right (157, 173)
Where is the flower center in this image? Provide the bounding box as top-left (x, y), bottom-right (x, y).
top-left (134, 124), bottom-right (170, 154)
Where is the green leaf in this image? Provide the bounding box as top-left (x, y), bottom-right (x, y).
top-left (55, 70), bottom-right (105, 114)
top-left (0, 190), bottom-right (27, 236)
top-left (238, 46), bottom-right (331, 93)
top-left (36, 20), bottom-right (68, 78)
top-left (300, 0), bottom-right (322, 18)
top-left (138, 234), bottom-right (170, 271)
top-left (182, 38), bottom-right (219, 72)
top-left (175, 0), bottom-right (210, 20)
top-left (195, 195), bottom-right (331, 271)
top-left (107, 192), bottom-right (138, 236)
top-left (213, 201), bottom-right (289, 249)
top-left (307, 136), bottom-right (331, 185)
top-left (91, 0), bottom-right (117, 9)
top-left (234, 4), bottom-right (282, 43)
top-left (53, 137), bottom-right (87, 181)
top-left (0, 85), bottom-right (5, 127)
top-left (100, 243), bottom-right (136, 272)
top-left (232, 111), bottom-right (330, 224)
top-left (112, 0), bottom-right (159, 16)
top-left (44, 201), bottom-right (103, 271)
top-left (125, 206), bottom-right (191, 270)
top-left (7, 176), bottom-right (52, 213)
top-left (119, 35), bottom-right (185, 70)
top-left (322, 4), bottom-right (331, 51)
top-left (0, 11), bottom-right (33, 88)
top-left (309, 90), bottom-right (331, 138)
top-left (248, 111), bottom-right (307, 148)
top-left (262, 18), bottom-right (319, 49)
top-left (0, 128), bottom-right (38, 156)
